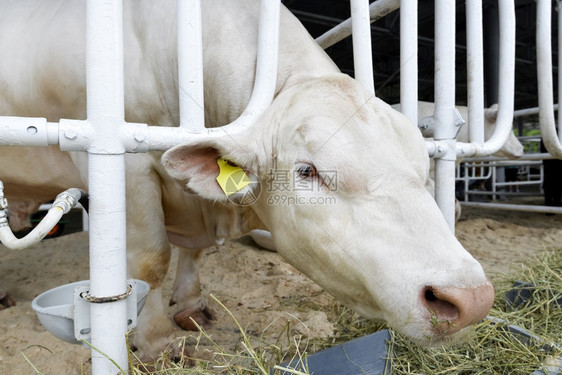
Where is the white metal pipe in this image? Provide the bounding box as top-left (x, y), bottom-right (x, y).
top-left (0, 117), bottom-right (57, 146)
top-left (147, 126), bottom-right (192, 151)
top-left (559, 0), bottom-right (562, 138)
top-left (433, 0), bottom-right (456, 141)
top-left (86, 0), bottom-right (125, 153)
top-left (177, 0), bottom-right (205, 132)
top-left (316, 0), bottom-right (400, 49)
top-left (208, 0), bottom-right (280, 136)
top-left (466, 0), bottom-right (485, 144)
top-left (86, 0), bottom-right (128, 372)
top-left (399, 0), bottom-right (418, 124)
top-left (433, 0), bottom-right (457, 230)
top-left (239, 0), bottom-right (280, 121)
top-left (60, 0), bottom-right (281, 151)
top-left (87, 154), bottom-right (128, 374)
top-left (60, 119), bottom-right (149, 153)
top-left (461, 201), bottom-right (562, 214)
top-left (461, 152), bottom-right (555, 163)
top-left (536, 0), bottom-right (562, 158)
top-left (86, 3), bottom-right (124, 123)
top-left (351, 0), bottom-right (375, 94)
top-left (456, 0), bottom-right (515, 158)
top-left (434, 142), bottom-right (457, 231)
top-left (513, 104), bottom-right (559, 118)
top-left (426, 139), bottom-right (447, 159)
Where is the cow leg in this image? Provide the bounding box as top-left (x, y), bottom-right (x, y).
top-left (120, 155), bottom-right (180, 361)
top-left (126, 229), bottom-right (179, 361)
top-left (169, 247), bottom-right (214, 331)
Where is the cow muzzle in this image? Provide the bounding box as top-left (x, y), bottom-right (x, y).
top-left (421, 281), bottom-right (495, 336)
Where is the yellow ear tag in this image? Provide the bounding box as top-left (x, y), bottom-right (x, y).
top-left (216, 158), bottom-right (251, 196)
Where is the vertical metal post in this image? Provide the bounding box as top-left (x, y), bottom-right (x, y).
top-left (351, 0), bottom-right (375, 95)
top-left (433, 0), bottom-right (457, 231)
top-left (86, 0), bottom-right (128, 373)
top-left (537, 0), bottom-right (562, 157)
top-left (177, 0), bottom-right (205, 132)
top-left (466, 0), bottom-right (485, 144)
top-left (400, 0), bottom-right (418, 124)
top-left (559, 0), bottom-right (562, 141)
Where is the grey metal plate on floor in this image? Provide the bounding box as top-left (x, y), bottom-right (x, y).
top-left (276, 329), bottom-right (391, 375)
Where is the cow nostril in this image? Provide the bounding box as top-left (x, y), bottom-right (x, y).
top-left (421, 282), bottom-right (495, 336)
top-left (424, 288), bottom-right (437, 302)
top-left (422, 286), bottom-right (460, 330)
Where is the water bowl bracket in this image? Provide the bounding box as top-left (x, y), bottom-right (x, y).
top-left (73, 279), bottom-right (139, 342)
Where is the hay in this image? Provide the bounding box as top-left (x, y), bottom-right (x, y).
top-left (131, 294), bottom-right (313, 374)
top-left (132, 250), bottom-right (562, 374)
top-left (389, 248), bottom-right (562, 374)
top-left (311, 249), bottom-right (562, 375)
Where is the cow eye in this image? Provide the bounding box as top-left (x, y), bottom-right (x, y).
top-left (296, 163), bottom-right (317, 178)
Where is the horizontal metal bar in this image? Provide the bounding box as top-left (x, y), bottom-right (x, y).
top-left (0, 117), bottom-right (58, 146)
top-left (461, 201), bottom-right (562, 214)
top-left (315, 0), bottom-right (400, 49)
top-left (464, 190), bottom-right (542, 197)
top-left (463, 160), bottom-right (543, 167)
top-left (513, 103), bottom-right (559, 117)
top-left (460, 153), bottom-right (555, 162)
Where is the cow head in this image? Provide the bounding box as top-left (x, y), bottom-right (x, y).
top-left (162, 74), bottom-right (494, 345)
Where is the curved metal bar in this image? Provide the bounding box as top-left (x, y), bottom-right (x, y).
top-left (466, 0), bottom-right (485, 144)
top-left (315, 0), bottom-right (400, 49)
top-left (351, 0), bottom-right (375, 94)
top-left (208, 0), bottom-right (281, 136)
top-left (535, 0), bottom-right (562, 158)
top-left (399, 0), bottom-right (418, 124)
top-left (455, 0), bottom-right (515, 158)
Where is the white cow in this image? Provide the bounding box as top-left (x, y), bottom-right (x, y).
top-left (0, 0), bottom-right (494, 360)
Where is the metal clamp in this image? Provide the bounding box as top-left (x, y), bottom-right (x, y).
top-left (74, 280), bottom-right (143, 343)
top-left (80, 285), bottom-right (133, 304)
top-left (418, 107), bottom-right (466, 138)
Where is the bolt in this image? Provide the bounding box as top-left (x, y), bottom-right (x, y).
top-left (134, 132), bottom-right (145, 143)
top-left (64, 129), bottom-right (77, 140)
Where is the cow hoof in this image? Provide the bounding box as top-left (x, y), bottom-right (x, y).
top-left (173, 306), bottom-right (215, 331)
top-left (0, 293), bottom-right (16, 310)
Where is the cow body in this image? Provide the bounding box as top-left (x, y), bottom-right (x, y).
top-left (1, 0), bottom-right (494, 359)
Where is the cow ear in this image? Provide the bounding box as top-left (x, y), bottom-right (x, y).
top-left (161, 141), bottom-right (259, 203)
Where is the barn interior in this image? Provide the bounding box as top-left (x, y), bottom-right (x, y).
top-left (283, 0), bottom-right (555, 111)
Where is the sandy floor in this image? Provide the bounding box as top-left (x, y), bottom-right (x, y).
top-left (1, 206), bottom-right (561, 374)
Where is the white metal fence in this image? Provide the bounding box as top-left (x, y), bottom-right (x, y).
top-left (0, 0), bottom-right (560, 373)
top-left (456, 101), bottom-right (562, 214)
